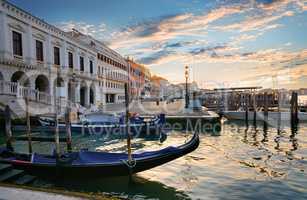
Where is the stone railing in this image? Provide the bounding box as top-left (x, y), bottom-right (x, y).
top-left (0, 80), bottom-right (18, 95)
top-left (0, 80), bottom-right (52, 105)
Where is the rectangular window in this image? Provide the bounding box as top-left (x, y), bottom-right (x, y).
top-left (68, 52), bottom-right (73, 68)
top-left (54, 47), bottom-right (60, 65)
top-left (80, 56), bottom-right (84, 71)
top-left (12, 31), bottom-right (22, 56)
top-left (36, 40), bottom-right (43, 61)
top-left (90, 60), bottom-right (93, 74)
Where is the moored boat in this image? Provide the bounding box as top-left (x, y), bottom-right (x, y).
top-left (0, 132), bottom-right (199, 180)
top-left (38, 113), bottom-right (166, 136)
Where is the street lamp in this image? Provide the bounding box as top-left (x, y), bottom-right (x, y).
top-left (185, 66), bottom-right (189, 109)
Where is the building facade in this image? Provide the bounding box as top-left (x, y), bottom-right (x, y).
top-left (68, 30), bottom-right (128, 105)
top-left (126, 58), bottom-right (145, 99)
top-left (0, 0), bottom-right (129, 116)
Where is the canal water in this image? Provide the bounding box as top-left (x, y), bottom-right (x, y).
top-left (2, 120), bottom-right (307, 200)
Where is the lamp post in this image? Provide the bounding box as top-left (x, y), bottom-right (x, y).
top-left (185, 66), bottom-right (189, 109)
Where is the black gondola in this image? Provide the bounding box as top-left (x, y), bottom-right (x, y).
top-left (0, 133), bottom-right (199, 180)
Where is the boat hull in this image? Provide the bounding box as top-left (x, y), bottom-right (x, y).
top-left (0, 133), bottom-right (199, 180)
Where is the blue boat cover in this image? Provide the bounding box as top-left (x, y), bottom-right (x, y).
top-left (31, 146), bottom-right (178, 165)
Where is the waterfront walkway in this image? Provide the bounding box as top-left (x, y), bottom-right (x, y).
top-left (0, 186), bottom-right (84, 200)
top-left (103, 99), bottom-right (217, 116)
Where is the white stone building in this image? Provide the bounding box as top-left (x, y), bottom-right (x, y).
top-left (0, 0), bottom-right (127, 116)
top-left (67, 30), bottom-right (128, 105)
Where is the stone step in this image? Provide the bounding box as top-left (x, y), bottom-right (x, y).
top-left (14, 175), bottom-right (36, 185)
top-left (0, 164), bottom-right (12, 174)
top-left (0, 169), bottom-right (24, 182)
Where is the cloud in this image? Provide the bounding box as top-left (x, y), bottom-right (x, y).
top-left (295, 0), bottom-right (307, 11)
top-left (53, 0), bottom-right (306, 88)
top-left (56, 21), bottom-right (108, 40)
top-left (215, 10), bottom-right (293, 32)
top-left (109, 6), bottom-right (243, 50)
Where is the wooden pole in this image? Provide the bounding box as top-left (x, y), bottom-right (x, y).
top-left (4, 105), bottom-right (13, 151)
top-left (125, 83), bottom-right (132, 162)
top-left (291, 91), bottom-right (298, 124)
top-left (25, 96), bottom-right (32, 154)
top-left (193, 92), bottom-right (196, 111)
top-left (54, 92), bottom-right (60, 158)
top-left (253, 93), bottom-right (257, 126)
top-left (245, 93), bottom-right (249, 125)
top-left (277, 91), bottom-right (281, 130)
top-left (65, 105), bottom-right (72, 152)
top-left (185, 66), bottom-right (189, 109)
top-left (264, 92), bottom-right (268, 122)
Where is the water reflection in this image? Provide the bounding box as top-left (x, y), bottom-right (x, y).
top-left (34, 176), bottom-right (191, 200)
top-left (1, 119), bottom-right (307, 199)
top-left (262, 121), bottom-right (268, 143)
top-left (290, 123), bottom-right (298, 152)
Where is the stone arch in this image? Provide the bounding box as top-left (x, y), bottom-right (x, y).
top-left (80, 81), bottom-right (88, 107)
top-left (89, 83), bottom-right (95, 105)
top-left (53, 77), bottom-right (65, 98)
top-left (67, 79), bottom-right (76, 103)
top-left (0, 71), bottom-right (4, 81)
top-left (11, 71), bottom-right (30, 86)
top-left (35, 74), bottom-right (49, 93)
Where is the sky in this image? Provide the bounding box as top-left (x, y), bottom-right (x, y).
top-left (9, 0), bottom-right (307, 89)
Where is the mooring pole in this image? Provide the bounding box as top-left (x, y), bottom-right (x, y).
top-left (4, 105), bottom-right (13, 151)
top-left (193, 91), bottom-right (196, 111)
top-left (245, 93), bottom-right (249, 125)
top-left (65, 105), bottom-right (72, 152)
top-left (277, 91), bottom-right (281, 130)
top-left (253, 93), bottom-right (257, 126)
top-left (125, 83), bottom-right (132, 162)
top-left (291, 91), bottom-right (298, 125)
top-left (185, 66), bottom-right (189, 109)
top-left (54, 92), bottom-right (60, 158)
top-left (264, 92), bottom-right (268, 122)
top-left (25, 96), bottom-right (32, 154)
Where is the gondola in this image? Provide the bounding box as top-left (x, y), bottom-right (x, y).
top-left (0, 132), bottom-right (199, 180)
top-left (38, 113), bottom-right (166, 136)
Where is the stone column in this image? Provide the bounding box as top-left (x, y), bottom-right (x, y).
top-left (62, 41), bottom-right (68, 68)
top-left (26, 24), bottom-right (34, 64)
top-left (93, 57), bottom-right (98, 76)
top-left (75, 49), bottom-right (80, 71)
top-left (0, 10), bottom-right (11, 60)
top-left (46, 33), bottom-right (52, 67)
top-left (75, 81), bottom-right (80, 104)
top-left (85, 53), bottom-right (90, 73)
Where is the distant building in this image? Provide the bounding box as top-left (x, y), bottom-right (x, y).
top-left (126, 58), bottom-right (146, 99)
top-left (142, 67), bottom-right (151, 98)
top-left (298, 88), bottom-right (307, 95)
top-left (150, 75), bottom-right (169, 100)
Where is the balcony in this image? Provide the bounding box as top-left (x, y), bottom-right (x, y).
top-left (0, 57), bottom-right (49, 71)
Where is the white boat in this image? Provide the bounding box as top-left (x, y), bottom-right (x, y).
top-left (80, 112), bottom-right (121, 124)
top-left (223, 111), bottom-right (307, 121)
